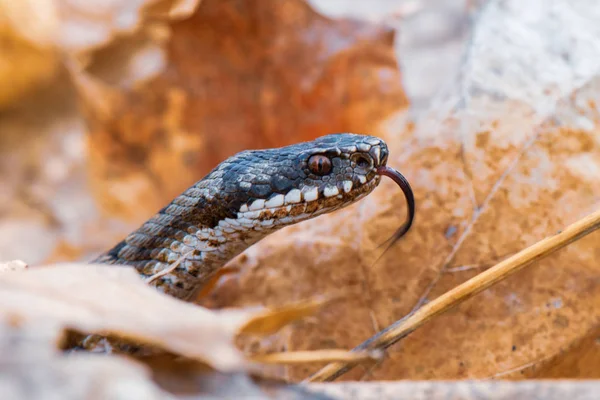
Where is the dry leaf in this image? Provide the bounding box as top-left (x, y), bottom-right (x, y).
top-left (0, 263), bottom-right (252, 370)
top-left (196, 265), bottom-right (240, 299)
top-left (0, 319), bottom-right (172, 399)
top-left (493, 323), bottom-right (600, 379)
top-left (203, 0), bottom-right (600, 381)
top-left (0, 262), bottom-right (347, 373)
top-left (54, 0), bottom-right (201, 54)
top-left (0, 317), bottom-right (329, 399)
top-left (0, 0), bottom-right (196, 109)
top-left (0, 0), bottom-right (202, 264)
top-left (0, 261), bottom-right (341, 398)
top-left (0, 0), bottom-right (59, 46)
top-left (308, 381), bottom-right (600, 400)
top-left (0, 0), bottom-right (59, 108)
top-left (307, 209), bottom-right (600, 382)
top-left (239, 297), bottom-right (339, 337)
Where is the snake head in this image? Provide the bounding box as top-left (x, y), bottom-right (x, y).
top-left (97, 133), bottom-right (407, 302)
top-left (196, 133), bottom-right (389, 231)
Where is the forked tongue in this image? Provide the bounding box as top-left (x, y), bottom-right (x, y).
top-left (375, 166), bottom-right (415, 258)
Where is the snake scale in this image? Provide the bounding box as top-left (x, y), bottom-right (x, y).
top-left (78, 133), bottom-right (414, 352)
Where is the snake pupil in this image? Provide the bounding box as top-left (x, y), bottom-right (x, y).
top-left (308, 155), bottom-right (332, 176)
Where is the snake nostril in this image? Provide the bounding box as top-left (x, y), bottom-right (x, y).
top-left (356, 155), bottom-right (371, 169)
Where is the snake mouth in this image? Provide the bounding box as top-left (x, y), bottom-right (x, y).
top-left (232, 173), bottom-right (382, 232)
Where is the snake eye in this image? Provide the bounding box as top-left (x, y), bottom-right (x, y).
top-left (308, 155), bottom-right (332, 176)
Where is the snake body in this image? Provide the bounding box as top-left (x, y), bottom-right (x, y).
top-left (94, 133), bottom-right (389, 301)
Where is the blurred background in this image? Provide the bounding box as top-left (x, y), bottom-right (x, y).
top-left (0, 0), bottom-right (472, 265)
top-left (2, 0), bottom-right (600, 384)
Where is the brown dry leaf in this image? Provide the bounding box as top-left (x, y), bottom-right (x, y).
top-left (79, 0), bottom-right (406, 224)
top-left (196, 265), bottom-right (240, 299)
top-left (0, 263), bottom-right (355, 374)
top-left (239, 296), bottom-right (339, 337)
top-left (54, 0), bottom-right (201, 54)
top-left (0, 263), bottom-right (252, 371)
top-left (0, 318), bottom-right (329, 399)
top-left (202, 0), bottom-right (600, 381)
top-left (0, 0), bottom-right (60, 108)
top-left (0, 0), bottom-right (197, 109)
top-left (0, 0), bottom-right (202, 265)
top-left (492, 323), bottom-right (600, 379)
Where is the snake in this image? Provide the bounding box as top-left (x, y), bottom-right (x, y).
top-left (93, 133), bottom-right (414, 300)
top-left (78, 133), bottom-right (414, 351)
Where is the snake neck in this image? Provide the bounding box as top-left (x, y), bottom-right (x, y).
top-left (94, 177), bottom-right (380, 302)
top-left (94, 192), bottom-right (275, 301)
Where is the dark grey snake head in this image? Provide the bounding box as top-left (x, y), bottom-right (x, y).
top-left (95, 133), bottom-right (402, 302)
top-left (192, 133), bottom-right (389, 230)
